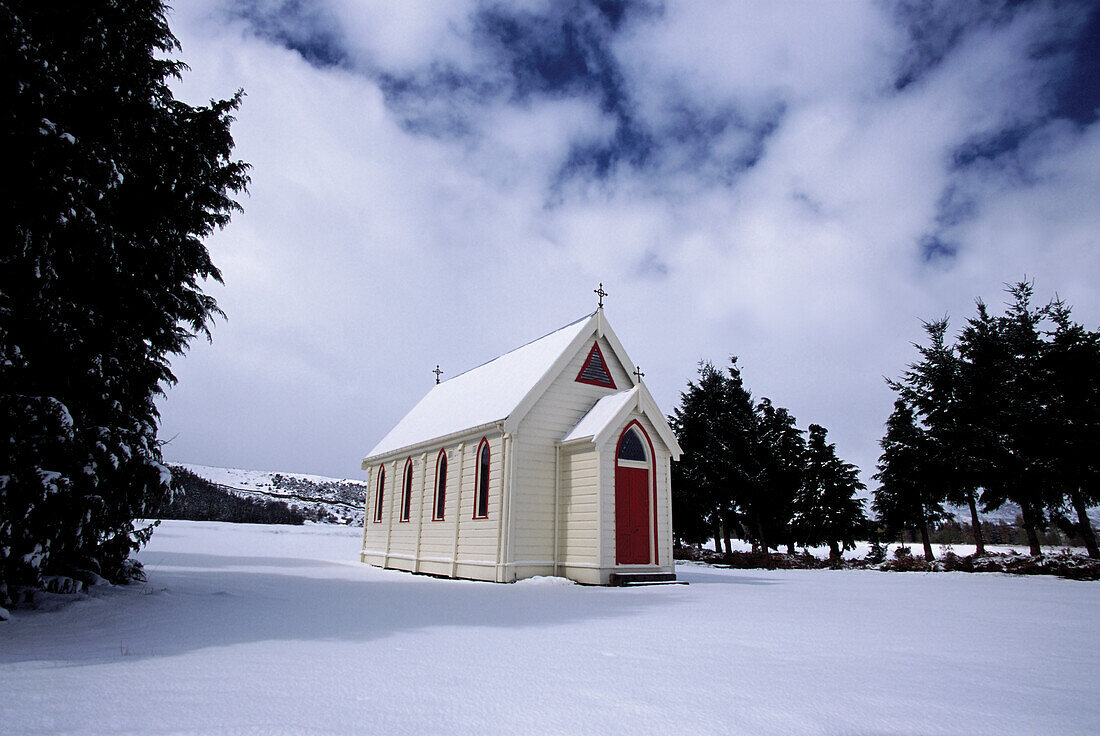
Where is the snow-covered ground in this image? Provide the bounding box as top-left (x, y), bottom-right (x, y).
top-left (2, 521), bottom-right (1097, 735)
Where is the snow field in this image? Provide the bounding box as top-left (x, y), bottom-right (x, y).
top-left (1, 520), bottom-right (1097, 735)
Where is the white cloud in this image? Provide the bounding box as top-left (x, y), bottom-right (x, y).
top-left (329, 0), bottom-right (478, 73)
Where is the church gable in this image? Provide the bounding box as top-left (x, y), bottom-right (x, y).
top-left (500, 312), bottom-right (634, 435)
top-left (515, 333), bottom-right (634, 439)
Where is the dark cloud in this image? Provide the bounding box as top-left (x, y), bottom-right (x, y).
top-left (952, 126), bottom-right (1033, 169)
top-left (376, 65), bottom-right (495, 138)
top-left (646, 99), bottom-right (787, 185)
top-left (919, 233), bottom-right (959, 262)
top-left (933, 183), bottom-right (978, 230)
top-left (889, 0), bottom-right (1023, 91)
top-left (232, 0), bottom-right (347, 68)
top-left (472, 2), bottom-right (628, 107)
top-left (1047, 5), bottom-right (1100, 124)
top-left (472, 0), bottom-right (656, 179)
top-left (367, 0), bottom-right (656, 167)
top-left (635, 250), bottom-right (670, 277)
top-left (892, 1), bottom-right (1099, 119)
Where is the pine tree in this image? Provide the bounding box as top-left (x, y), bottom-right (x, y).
top-left (961, 283), bottom-right (1058, 556)
top-left (718, 358), bottom-right (763, 553)
top-left (794, 425), bottom-right (866, 564)
top-left (753, 398), bottom-right (805, 554)
top-left (889, 318), bottom-right (986, 553)
top-left (670, 362), bottom-right (733, 549)
top-left (873, 399), bottom-right (945, 560)
top-left (1043, 300), bottom-right (1100, 558)
top-left (0, 0), bottom-right (249, 604)
top-left (888, 279), bottom-right (1100, 558)
top-left (952, 302), bottom-right (1004, 555)
top-left (669, 359), bottom-right (759, 553)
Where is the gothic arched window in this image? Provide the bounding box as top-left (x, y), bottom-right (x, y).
top-left (474, 439), bottom-right (490, 519)
top-left (618, 427), bottom-right (647, 462)
top-left (373, 467), bottom-right (385, 523)
top-left (400, 458), bottom-right (413, 522)
top-left (433, 450), bottom-right (447, 520)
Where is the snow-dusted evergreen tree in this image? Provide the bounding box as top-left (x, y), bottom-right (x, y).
top-left (873, 399), bottom-right (945, 561)
top-left (887, 281), bottom-right (1100, 558)
top-left (959, 284), bottom-right (1058, 556)
top-left (753, 397), bottom-right (805, 554)
top-left (793, 425), bottom-right (866, 564)
top-left (670, 362), bottom-right (728, 548)
top-left (0, 0), bottom-right (249, 605)
top-left (889, 318), bottom-right (987, 553)
top-left (669, 359), bottom-right (758, 552)
top-left (1042, 300), bottom-right (1100, 558)
top-left (951, 303), bottom-right (1004, 554)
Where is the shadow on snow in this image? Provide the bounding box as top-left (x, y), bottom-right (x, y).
top-left (0, 551), bottom-right (708, 664)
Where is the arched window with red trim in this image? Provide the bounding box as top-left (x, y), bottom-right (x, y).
top-left (433, 450), bottom-right (447, 520)
top-left (373, 466), bottom-right (385, 523)
top-left (473, 439), bottom-right (490, 519)
top-left (400, 458), bottom-right (413, 522)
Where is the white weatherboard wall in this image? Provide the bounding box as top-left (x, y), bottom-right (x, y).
top-left (361, 430), bottom-right (505, 582)
top-left (558, 444), bottom-right (600, 576)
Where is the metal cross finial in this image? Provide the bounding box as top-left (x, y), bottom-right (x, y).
top-left (594, 282), bottom-right (608, 309)
top-left (633, 366), bottom-right (645, 382)
top-left (433, 365), bottom-right (443, 384)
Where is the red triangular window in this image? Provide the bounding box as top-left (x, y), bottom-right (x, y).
top-left (576, 342), bottom-right (616, 389)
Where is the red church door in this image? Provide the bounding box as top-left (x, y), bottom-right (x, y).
top-left (615, 426), bottom-right (651, 565)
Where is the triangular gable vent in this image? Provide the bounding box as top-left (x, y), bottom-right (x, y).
top-left (576, 342), bottom-right (617, 389)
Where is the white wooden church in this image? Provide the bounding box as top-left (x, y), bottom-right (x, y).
top-left (360, 305), bottom-right (682, 585)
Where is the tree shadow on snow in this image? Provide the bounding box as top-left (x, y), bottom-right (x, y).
top-left (140, 551), bottom-right (333, 569)
top-left (0, 557), bottom-right (682, 664)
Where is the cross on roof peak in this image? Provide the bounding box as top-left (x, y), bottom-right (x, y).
top-left (633, 366), bottom-right (645, 382)
top-left (594, 282), bottom-right (608, 309)
top-left (433, 365), bottom-right (443, 384)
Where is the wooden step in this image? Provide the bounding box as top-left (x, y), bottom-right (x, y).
top-left (609, 572), bottom-right (686, 586)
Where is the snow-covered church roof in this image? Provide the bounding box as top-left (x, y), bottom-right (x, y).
top-left (364, 312), bottom-right (597, 461)
top-left (363, 310), bottom-right (682, 464)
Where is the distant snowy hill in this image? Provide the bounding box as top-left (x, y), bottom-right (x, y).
top-left (174, 463), bottom-right (367, 525)
top-left (947, 502), bottom-right (1100, 527)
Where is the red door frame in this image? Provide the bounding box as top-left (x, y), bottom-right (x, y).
top-left (614, 420), bottom-right (659, 566)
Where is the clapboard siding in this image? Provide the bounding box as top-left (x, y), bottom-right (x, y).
top-left (361, 431), bottom-right (504, 581)
top-left (512, 336), bottom-right (631, 562)
top-left (559, 446), bottom-right (600, 566)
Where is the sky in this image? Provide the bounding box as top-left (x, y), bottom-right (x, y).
top-left (156, 0), bottom-right (1100, 485)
